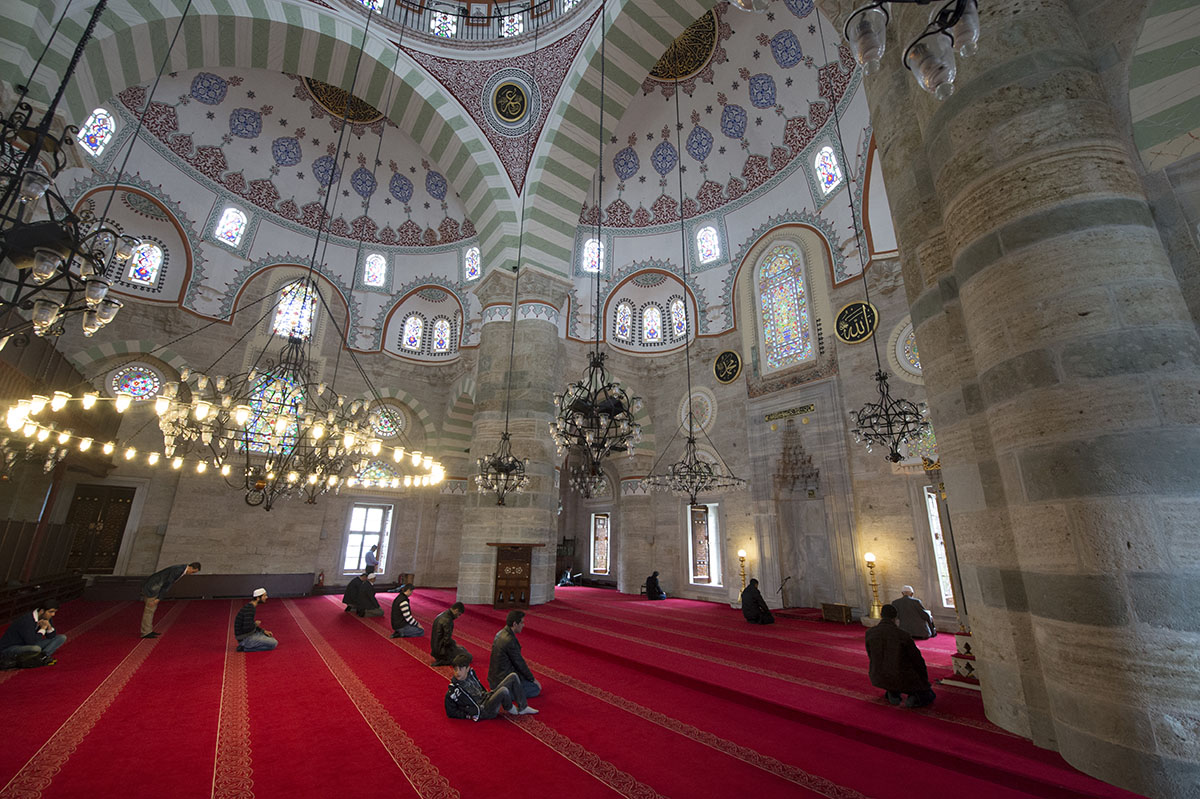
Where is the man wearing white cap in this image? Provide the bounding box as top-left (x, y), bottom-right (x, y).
top-left (234, 588), bottom-right (278, 651)
top-left (891, 585), bottom-right (937, 640)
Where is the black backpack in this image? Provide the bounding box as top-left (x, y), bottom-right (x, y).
top-left (0, 650), bottom-right (52, 670)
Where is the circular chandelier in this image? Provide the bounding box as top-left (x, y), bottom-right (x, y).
top-left (551, 350), bottom-right (643, 482)
top-left (849, 370), bottom-right (929, 463)
top-left (642, 435), bottom-right (744, 506)
top-left (475, 431), bottom-right (529, 506)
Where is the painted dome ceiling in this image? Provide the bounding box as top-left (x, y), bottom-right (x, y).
top-left (112, 69), bottom-right (475, 247)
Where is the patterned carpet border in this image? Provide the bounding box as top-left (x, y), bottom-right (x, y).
top-left (211, 600), bottom-right (253, 799)
top-left (0, 602), bottom-right (132, 687)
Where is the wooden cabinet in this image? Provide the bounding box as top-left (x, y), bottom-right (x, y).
top-left (487, 543), bottom-right (544, 609)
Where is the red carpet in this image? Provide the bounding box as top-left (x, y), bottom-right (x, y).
top-left (0, 590), bottom-right (1147, 799)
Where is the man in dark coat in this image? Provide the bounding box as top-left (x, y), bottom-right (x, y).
top-left (139, 561), bottom-right (200, 638)
top-left (740, 578), bottom-right (775, 624)
top-left (892, 585), bottom-right (937, 639)
top-left (865, 604), bottom-right (936, 707)
top-left (645, 571), bottom-right (666, 600)
top-left (342, 570), bottom-right (382, 617)
top-left (1, 599), bottom-right (66, 666)
top-left (430, 602), bottom-right (466, 666)
top-left (488, 609), bottom-right (542, 699)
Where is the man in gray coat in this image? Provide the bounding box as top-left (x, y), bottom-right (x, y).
top-left (892, 585), bottom-right (937, 639)
top-left (488, 610), bottom-right (541, 699)
top-left (139, 562), bottom-right (201, 638)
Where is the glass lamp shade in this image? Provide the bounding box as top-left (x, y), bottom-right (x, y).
top-left (19, 170), bottom-right (51, 202)
top-left (729, 0), bottom-right (770, 12)
top-left (113, 237), bottom-right (137, 261)
top-left (31, 299), bottom-right (62, 329)
top-left (31, 251), bottom-right (61, 284)
top-left (948, 0), bottom-right (979, 56)
top-left (84, 277), bottom-right (111, 306)
top-left (95, 297), bottom-right (122, 324)
top-left (905, 31), bottom-right (957, 100)
top-left (845, 3), bottom-right (890, 75)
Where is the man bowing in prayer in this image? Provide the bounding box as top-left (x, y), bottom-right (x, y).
top-left (139, 562), bottom-right (200, 638)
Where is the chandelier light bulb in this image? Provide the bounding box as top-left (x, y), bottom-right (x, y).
top-left (307, 473), bottom-right (319, 485)
top-left (196, 461), bottom-right (207, 473)
top-left (411, 450), bottom-right (422, 467)
top-left (404, 475), bottom-right (412, 487)
top-left (124, 447), bottom-right (136, 460)
top-left (102, 441), bottom-right (115, 455)
top-left (194, 400), bottom-right (211, 421)
top-left (29, 395), bottom-right (48, 416)
top-left (155, 396), bottom-right (170, 416)
top-left (22, 422), bottom-right (36, 437)
top-left (347, 477), bottom-right (359, 487)
top-left (274, 416), bottom-right (289, 436)
top-left (846, 3), bottom-right (890, 74)
top-left (36, 427), bottom-right (50, 442)
top-left (422, 455), bottom-right (433, 469)
top-left (171, 457), bottom-right (183, 469)
top-left (328, 475), bottom-right (338, 487)
top-left (84, 277), bottom-right (111, 306)
top-left (31, 251), bottom-right (61, 284)
top-left (115, 393), bottom-right (133, 413)
top-left (81, 392), bottom-right (97, 410)
top-left (905, 30), bottom-right (957, 100)
top-left (196, 374), bottom-right (209, 391)
top-left (50, 391), bottom-right (70, 412)
top-left (18, 169), bottom-right (51, 202)
top-left (56, 431), bottom-right (70, 445)
top-left (113, 237), bottom-right (136, 261)
top-left (79, 437), bottom-right (92, 452)
top-left (219, 464), bottom-right (230, 476)
top-left (234, 405), bottom-right (251, 426)
top-left (310, 422), bottom-right (325, 439)
top-left (148, 452), bottom-right (160, 465)
top-left (947, 0), bottom-right (980, 56)
top-left (342, 431), bottom-right (356, 450)
top-left (368, 438), bottom-right (382, 456)
top-left (96, 297), bottom-right (122, 324)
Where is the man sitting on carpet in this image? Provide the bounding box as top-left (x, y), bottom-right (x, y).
top-left (444, 651), bottom-right (538, 720)
top-left (865, 604), bottom-right (936, 708)
top-left (489, 610), bottom-right (542, 699)
top-left (390, 583), bottom-right (423, 638)
top-left (431, 602), bottom-right (466, 666)
top-left (234, 588), bottom-right (278, 652)
top-left (1, 599), bottom-right (66, 667)
top-left (740, 578), bottom-right (776, 625)
top-left (139, 561), bottom-right (201, 638)
top-left (892, 585), bottom-right (937, 639)
top-left (645, 571), bottom-right (666, 600)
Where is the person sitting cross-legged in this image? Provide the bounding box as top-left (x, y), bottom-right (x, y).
top-left (390, 583), bottom-right (423, 638)
top-left (444, 651), bottom-right (538, 721)
top-left (865, 603), bottom-right (936, 708)
top-left (234, 588), bottom-right (278, 652)
top-left (740, 578), bottom-right (776, 625)
top-left (1, 599), bottom-right (66, 667)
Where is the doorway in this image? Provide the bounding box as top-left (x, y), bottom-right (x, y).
top-left (64, 484), bottom-right (136, 574)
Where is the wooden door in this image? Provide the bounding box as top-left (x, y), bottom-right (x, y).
top-left (65, 485), bottom-right (136, 574)
top-left (493, 545), bottom-right (533, 609)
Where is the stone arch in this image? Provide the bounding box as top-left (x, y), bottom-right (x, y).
top-left (440, 376), bottom-right (477, 459)
top-left (67, 339), bottom-right (191, 387)
top-left (1128, 1), bottom-right (1200, 172)
top-left (0, 0), bottom-right (517, 280)
top-left (356, 386), bottom-right (437, 452)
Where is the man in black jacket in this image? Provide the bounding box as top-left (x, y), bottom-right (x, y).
top-left (488, 610), bottom-right (542, 699)
top-left (430, 602), bottom-right (466, 666)
top-left (740, 578), bottom-right (775, 624)
top-left (865, 604), bottom-right (935, 707)
top-left (645, 571), bottom-right (666, 600)
top-left (444, 651), bottom-right (537, 720)
top-left (1, 599), bottom-right (66, 666)
top-left (139, 561), bottom-right (200, 638)
top-left (233, 588), bottom-right (277, 652)
top-left (390, 583), bottom-right (423, 638)
top-left (342, 570), bottom-right (383, 617)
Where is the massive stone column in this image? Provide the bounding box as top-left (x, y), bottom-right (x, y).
top-left (457, 268), bottom-right (570, 606)
top-left (615, 453), bottom-right (656, 595)
top-left (818, 1), bottom-right (1200, 794)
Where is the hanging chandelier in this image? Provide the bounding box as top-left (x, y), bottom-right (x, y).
top-left (849, 370), bottom-right (928, 463)
top-left (844, 0), bottom-right (981, 100)
top-left (567, 458), bottom-right (609, 499)
top-left (476, 430), bottom-right (529, 505)
top-left (0, 0), bottom-right (137, 343)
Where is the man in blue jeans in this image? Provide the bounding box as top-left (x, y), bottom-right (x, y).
top-left (233, 588), bottom-right (278, 652)
top-left (1, 599), bottom-right (67, 665)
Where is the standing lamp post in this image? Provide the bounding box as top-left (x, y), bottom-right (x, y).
top-left (864, 551), bottom-right (883, 619)
top-left (737, 548), bottom-right (747, 593)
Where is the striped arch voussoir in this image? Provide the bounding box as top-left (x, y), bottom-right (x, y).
top-left (359, 387), bottom-right (436, 452)
top-left (69, 340), bottom-right (191, 387)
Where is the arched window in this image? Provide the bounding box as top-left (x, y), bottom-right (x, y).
top-left (370, 407), bottom-right (404, 439)
top-left (614, 302), bottom-right (632, 341)
top-left (814, 146), bottom-right (843, 195)
top-left (642, 305), bottom-right (662, 343)
top-left (78, 108), bottom-right (115, 157)
top-left (214, 207), bottom-right (248, 247)
top-left (244, 373), bottom-right (302, 454)
top-left (357, 0), bottom-right (384, 11)
top-left (670, 298), bottom-right (687, 339)
top-left (432, 318), bottom-right (452, 353)
top-left (272, 281), bottom-right (318, 340)
top-left (126, 243), bottom-right (163, 285)
top-left (358, 461), bottom-right (399, 486)
top-left (430, 11), bottom-right (457, 37)
top-left (464, 246), bottom-right (481, 280)
top-left (696, 226), bottom-right (721, 264)
top-left (109, 364), bottom-right (162, 399)
top-left (758, 243), bottom-right (813, 369)
top-left (582, 238), bottom-right (604, 273)
top-left (363, 253), bottom-right (387, 287)
top-left (500, 14), bottom-right (524, 37)
top-left (402, 315), bottom-right (423, 351)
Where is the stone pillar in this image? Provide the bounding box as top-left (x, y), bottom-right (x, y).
top-left (615, 453), bottom-right (655, 595)
top-left (817, 1), bottom-right (1200, 794)
top-left (457, 268), bottom-right (570, 606)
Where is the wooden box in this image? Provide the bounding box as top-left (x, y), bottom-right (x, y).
top-left (821, 602), bottom-right (853, 624)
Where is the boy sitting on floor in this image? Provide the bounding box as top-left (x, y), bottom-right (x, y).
top-left (444, 651), bottom-right (538, 721)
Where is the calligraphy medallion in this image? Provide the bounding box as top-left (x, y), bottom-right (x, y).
top-left (835, 302), bottom-right (879, 344)
top-left (713, 350), bottom-right (742, 384)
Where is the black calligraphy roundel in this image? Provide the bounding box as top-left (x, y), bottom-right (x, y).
top-left (835, 302), bottom-right (879, 344)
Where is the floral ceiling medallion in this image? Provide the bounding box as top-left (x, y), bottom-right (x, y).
top-left (302, 77), bottom-right (384, 124)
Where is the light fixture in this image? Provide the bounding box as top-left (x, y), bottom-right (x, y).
top-left (737, 548), bottom-right (748, 593)
top-left (843, 0), bottom-right (980, 98)
top-left (864, 552), bottom-right (883, 618)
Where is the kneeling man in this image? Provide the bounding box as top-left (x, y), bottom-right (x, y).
top-left (234, 588), bottom-right (278, 652)
top-left (865, 604), bottom-right (935, 707)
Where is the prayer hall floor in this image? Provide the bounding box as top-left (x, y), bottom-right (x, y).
top-left (0, 588), bottom-right (1146, 799)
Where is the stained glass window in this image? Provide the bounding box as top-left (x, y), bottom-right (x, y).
top-left (272, 281), bottom-right (318, 340)
top-left (591, 513), bottom-right (610, 575)
top-left (696, 226), bottom-right (720, 264)
top-left (814, 146), bottom-right (843, 195)
top-left (432, 318), bottom-right (452, 353)
top-left (670, 298), bottom-right (687, 339)
top-left (357, 0), bottom-right (384, 11)
top-left (759, 244), bottom-right (813, 370)
top-left (359, 461), bottom-right (399, 485)
top-left (79, 108), bottom-right (115, 157)
top-left (582, 238), bottom-right (603, 273)
top-left (430, 11), bottom-right (457, 37)
top-left (614, 302), bottom-right (632, 341)
top-left (924, 486), bottom-right (956, 608)
top-left (215, 207), bottom-right (248, 247)
top-left (126, 243), bottom-right (163, 285)
top-left (464, 246), bottom-right (481, 280)
top-left (244, 373), bottom-right (303, 454)
top-left (109, 364), bottom-right (161, 399)
top-left (562, 0), bottom-right (581, 10)
top-left (402, 315), bottom-right (423, 351)
top-left (643, 306), bottom-right (662, 343)
top-left (363, 253), bottom-right (387, 287)
top-left (500, 14), bottom-right (524, 37)
top-left (690, 505), bottom-right (710, 583)
top-left (903, 329), bottom-right (921, 371)
top-left (370, 408), bottom-right (403, 439)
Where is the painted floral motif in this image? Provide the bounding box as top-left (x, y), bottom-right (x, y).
top-left (748, 74), bottom-right (777, 109)
top-left (759, 244), bottom-right (812, 369)
top-left (127, 242), bottom-right (163, 285)
top-left (613, 147), bottom-right (640, 181)
top-left (814, 146), bottom-right (843, 194)
top-left (784, 0), bottom-right (815, 17)
top-left (189, 73), bottom-right (228, 105)
top-left (582, 238), bottom-right (603, 273)
top-left (402, 315), bottom-right (423, 350)
top-left (430, 12), bottom-right (457, 38)
top-left (651, 141), bottom-right (678, 176)
top-left (615, 302), bottom-right (632, 340)
top-left (272, 281), bottom-right (317, 340)
top-left (78, 108), bottom-right (115, 157)
top-left (686, 126), bottom-right (713, 162)
top-left (426, 170), bottom-right (448, 200)
top-left (643, 306), bottom-right (662, 342)
top-left (351, 166), bottom-right (377, 198)
top-left (214, 207), bottom-right (248, 246)
top-left (312, 155), bottom-right (340, 187)
top-left (670, 298), bottom-right (687, 338)
top-left (432, 318), bottom-right (452, 352)
top-left (720, 104), bottom-right (747, 139)
top-left (770, 31), bottom-right (804, 68)
top-left (696, 225), bottom-right (720, 264)
top-left (389, 173), bottom-right (413, 203)
top-left (363, 253), bottom-right (387, 287)
top-left (464, 246), bottom-right (481, 280)
top-left (110, 365), bottom-right (161, 399)
top-left (228, 108), bottom-right (262, 139)
top-left (271, 137), bottom-right (302, 166)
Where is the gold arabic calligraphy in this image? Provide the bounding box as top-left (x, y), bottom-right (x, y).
top-left (835, 302), bottom-right (878, 344)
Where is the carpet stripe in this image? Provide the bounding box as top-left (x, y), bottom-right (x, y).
top-left (283, 599), bottom-right (458, 799)
top-left (212, 600), bottom-right (253, 799)
top-left (0, 602), bottom-right (131, 687)
top-left (0, 601), bottom-right (188, 799)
